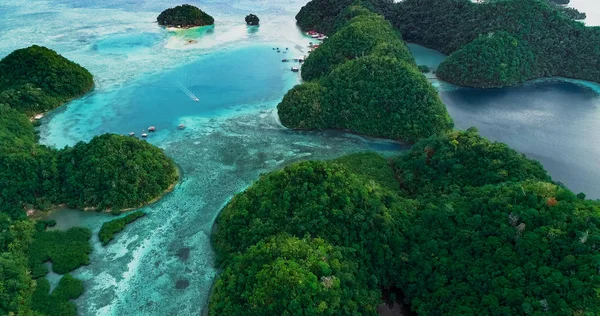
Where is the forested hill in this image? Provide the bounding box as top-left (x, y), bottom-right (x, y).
top-left (278, 6), bottom-right (453, 142)
top-left (296, 0), bottom-right (600, 88)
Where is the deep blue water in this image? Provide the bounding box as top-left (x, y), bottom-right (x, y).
top-left (442, 81), bottom-right (600, 198)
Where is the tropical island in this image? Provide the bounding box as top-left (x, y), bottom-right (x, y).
top-left (278, 7), bottom-right (453, 142)
top-left (207, 2), bottom-right (600, 315)
top-left (157, 4), bottom-right (215, 28)
top-left (0, 46), bottom-right (178, 315)
top-left (295, 0), bottom-right (600, 88)
top-left (245, 14), bottom-right (260, 26)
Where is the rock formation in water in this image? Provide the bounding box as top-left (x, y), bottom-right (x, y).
top-left (245, 14), bottom-right (259, 26)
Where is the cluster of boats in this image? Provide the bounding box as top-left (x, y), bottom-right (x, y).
top-left (129, 124), bottom-right (185, 138)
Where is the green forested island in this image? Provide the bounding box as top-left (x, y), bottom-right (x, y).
top-left (157, 4), bottom-right (215, 28)
top-left (0, 45), bottom-right (93, 115)
top-left (296, 0), bottom-right (600, 88)
top-left (207, 1), bottom-right (600, 315)
top-left (278, 7), bottom-right (453, 142)
top-left (0, 46), bottom-right (178, 315)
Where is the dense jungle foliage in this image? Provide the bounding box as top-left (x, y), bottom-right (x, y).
top-left (297, 0), bottom-right (600, 87)
top-left (209, 234), bottom-right (381, 315)
top-left (278, 8), bottom-right (453, 142)
top-left (0, 213), bottom-right (92, 315)
top-left (0, 45), bottom-right (93, 115)
top-left (99, 211), bottom-right (146, 245)
top-left (398, 181), bottom-right (600, 315)
top-left (28, 227), bottom-right (92, 278)
top-left (157, 4), bottom-right (214, 27)
top-left (210, 128), bottom-right (600, 315)
top-left (31, 274), bottom-right (84, 316)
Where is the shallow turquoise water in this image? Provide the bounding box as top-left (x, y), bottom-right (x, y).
top-left (1, 1), bottom-right (600, 315)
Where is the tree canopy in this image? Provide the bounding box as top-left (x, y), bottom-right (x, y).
top-left (157, 4), bottom-right (214, 28)
top-left (0, 45), bottom-right (176, 316)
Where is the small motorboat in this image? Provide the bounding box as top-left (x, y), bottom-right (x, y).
top-left (141, 133), bottom-right (148, 138)
top-left (148, 126), bottom-right (156, 132)
top-left (129, 132), bottom-right (135, 136)
top-left (291, 67), bottom-right (299, 72)
top-left (178, 124), bottom-right (185, 130)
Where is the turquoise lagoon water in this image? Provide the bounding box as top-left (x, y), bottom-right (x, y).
top-left (1, 0), bottom-right (599, 315)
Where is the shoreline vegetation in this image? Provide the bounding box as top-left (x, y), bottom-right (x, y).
top-left (207, 1), bottom-right (600, 315)
top-left (0, 46), bottom-right (179, 315)
top-left (99, 211), bottom-right (146, 246)
top-left (157, 4), bottom-right (215, 29)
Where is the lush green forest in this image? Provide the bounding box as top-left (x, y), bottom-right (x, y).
top-left (296, 0), bottom-right (600, 88)
top-left (157, 4), bottom-right (214, 28)
top-left (0, 46), bottom-right (93, 115)
top-left (0, 46), bottom-right (178, 315)
top-left (278, 8), bottom-right (453, 142)
top-left (99, 211), bottom-right (146, 245)
top-left (210, 129), bottom-right (600, 315)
